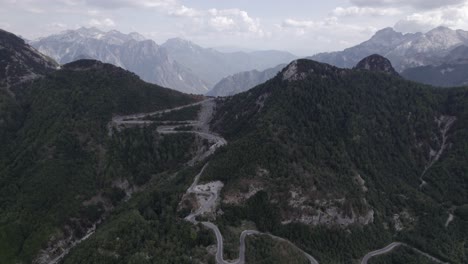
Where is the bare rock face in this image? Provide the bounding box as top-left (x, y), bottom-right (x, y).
top-left (354, 54), bottom-right (399, 76)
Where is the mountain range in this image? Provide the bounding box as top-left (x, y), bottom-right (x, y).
top-left (401, 44), bottom-right (468, 87)
top-left (162, 38), bottom-right (297, 88)
top-left (310, 26), bottom-right (468, 72)
top-left (213, 26), bottom-right (468, 96)
top-left (31, 27), bottom-right (209, 94)
top-left (31, 28), bottom-right (297, 94)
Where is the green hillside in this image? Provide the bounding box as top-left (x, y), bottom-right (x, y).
top-left (0, 60), bottom-right (200, 263)
top-left (205, 59), bottom-right (468, 263)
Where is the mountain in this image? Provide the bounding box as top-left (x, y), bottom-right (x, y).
top-left (402, 63), bottom-right (468, 87)
top-left (443, 44), bottom-right (468, 64)
top-left (310, 26), bottom-right (468, 72)
top-left (0, 29), bottom-right (58, 154)
top-left (0, 28), bottom-right (57, 93)
top-left (204, 58), bottom-right (467, 263)
top-left (0, 58), bottom-right (200, 263)
top-left (401, 45), bottom-right (468, 87)
top-left (354, 54), bottom-right (399, 76)
top-left (207, 64), bottom-right (286, 96)
top-left (162, 38), bottom-right (297, 87)
top-left (30, 27), bottom-right (208, 94)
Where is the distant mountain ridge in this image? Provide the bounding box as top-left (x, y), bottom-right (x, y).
top-left (207, 64), bottom-right (286, 96)
top-left (401, 45), bottom-right (468, 87)
top-left (162, 37), bottom-right (297, 87)
top-left (310, 26), bottom-right (468, 72)
top-left (31, 27), bottom-right (209, 94)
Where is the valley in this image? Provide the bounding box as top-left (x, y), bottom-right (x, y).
top-left (0, 13), bottom-right (468, 264)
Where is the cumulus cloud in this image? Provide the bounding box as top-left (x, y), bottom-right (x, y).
top-left (394, 3), bottom-right (468, 32)
top-left (350, 0), bottom-right (467, 10)
top-left (206, 9), bottom-right (262, 34)
top-left (332, 6), bottom-right (401, 16)
top-left (80, 0), bottom-right (177, 9)
top-left (168, 5), bottom-right (199, 17)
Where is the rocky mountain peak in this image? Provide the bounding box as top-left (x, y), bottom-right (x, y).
top-left (427, 26), bottom-right (453, 34)
top-left (373, 27), bottom-right (399, 37)
top-left (282, 59), bottom-right (347, 81)
top-left (354, 54), bottom-right (399, 76)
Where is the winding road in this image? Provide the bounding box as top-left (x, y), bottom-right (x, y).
top-left (112, 98), bottom-right (448, 264)
top-left (114, 98), bottom-right (317, 264)
top-left (361, 242), bottom-right (449, 264)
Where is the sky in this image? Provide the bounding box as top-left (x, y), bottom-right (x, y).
top-left (2, 0), bottom-right (468, 55)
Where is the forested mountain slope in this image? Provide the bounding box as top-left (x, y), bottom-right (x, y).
top-left (0, 59), bottom-right (200, 263)
top-left (0, 28), bottom-right (58, 160)
top-left (205, 58), bottom-right (467, 263)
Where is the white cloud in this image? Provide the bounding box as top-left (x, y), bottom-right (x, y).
top-left (81, 0), bottom-right (177, 9)
top-left (88, 18), bottom-right (115, 27)
top-left (395, 3), bottom-right (468, 32)
top-left (168, 5), bottom-right (199, 17)
top-left (281, 17), bottom-right (339, 29)
top-left (206, 8), bottom-right (262, 34)
top-left (210, 16), bottom-right (236, 31)
top-left (350, 0), bottom-right (467, 10)
top-left (278, 16), bottom-right (378, 52)
top-left (332, 6), bottom-right (401, 16)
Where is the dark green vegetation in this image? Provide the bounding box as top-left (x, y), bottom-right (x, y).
top-left (62, 165), bottom-right (215, 264)
top-left (245, 234), bottom-right (309, 264)
top-left (369, 246), bottom-right (438, 264)
top-left (456, 205), bottom-right (468, 221)
top-left (0, 59), bottom-right (199, 263)
top-left (0, 90), bottom-right (23, 154)
top-left (205, 59), bottom-right (468, 263)
top-left (144, 104), bottom-right (201, 121)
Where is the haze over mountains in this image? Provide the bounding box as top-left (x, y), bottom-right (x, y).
top-left (162, 38), bottom-right (296, 87)
top-left (207, 64), bottom-right (286, 97)
top-left (25, 26), bottom-right (468, 96)
top-left (31, 27), bottom-right (297, 94)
